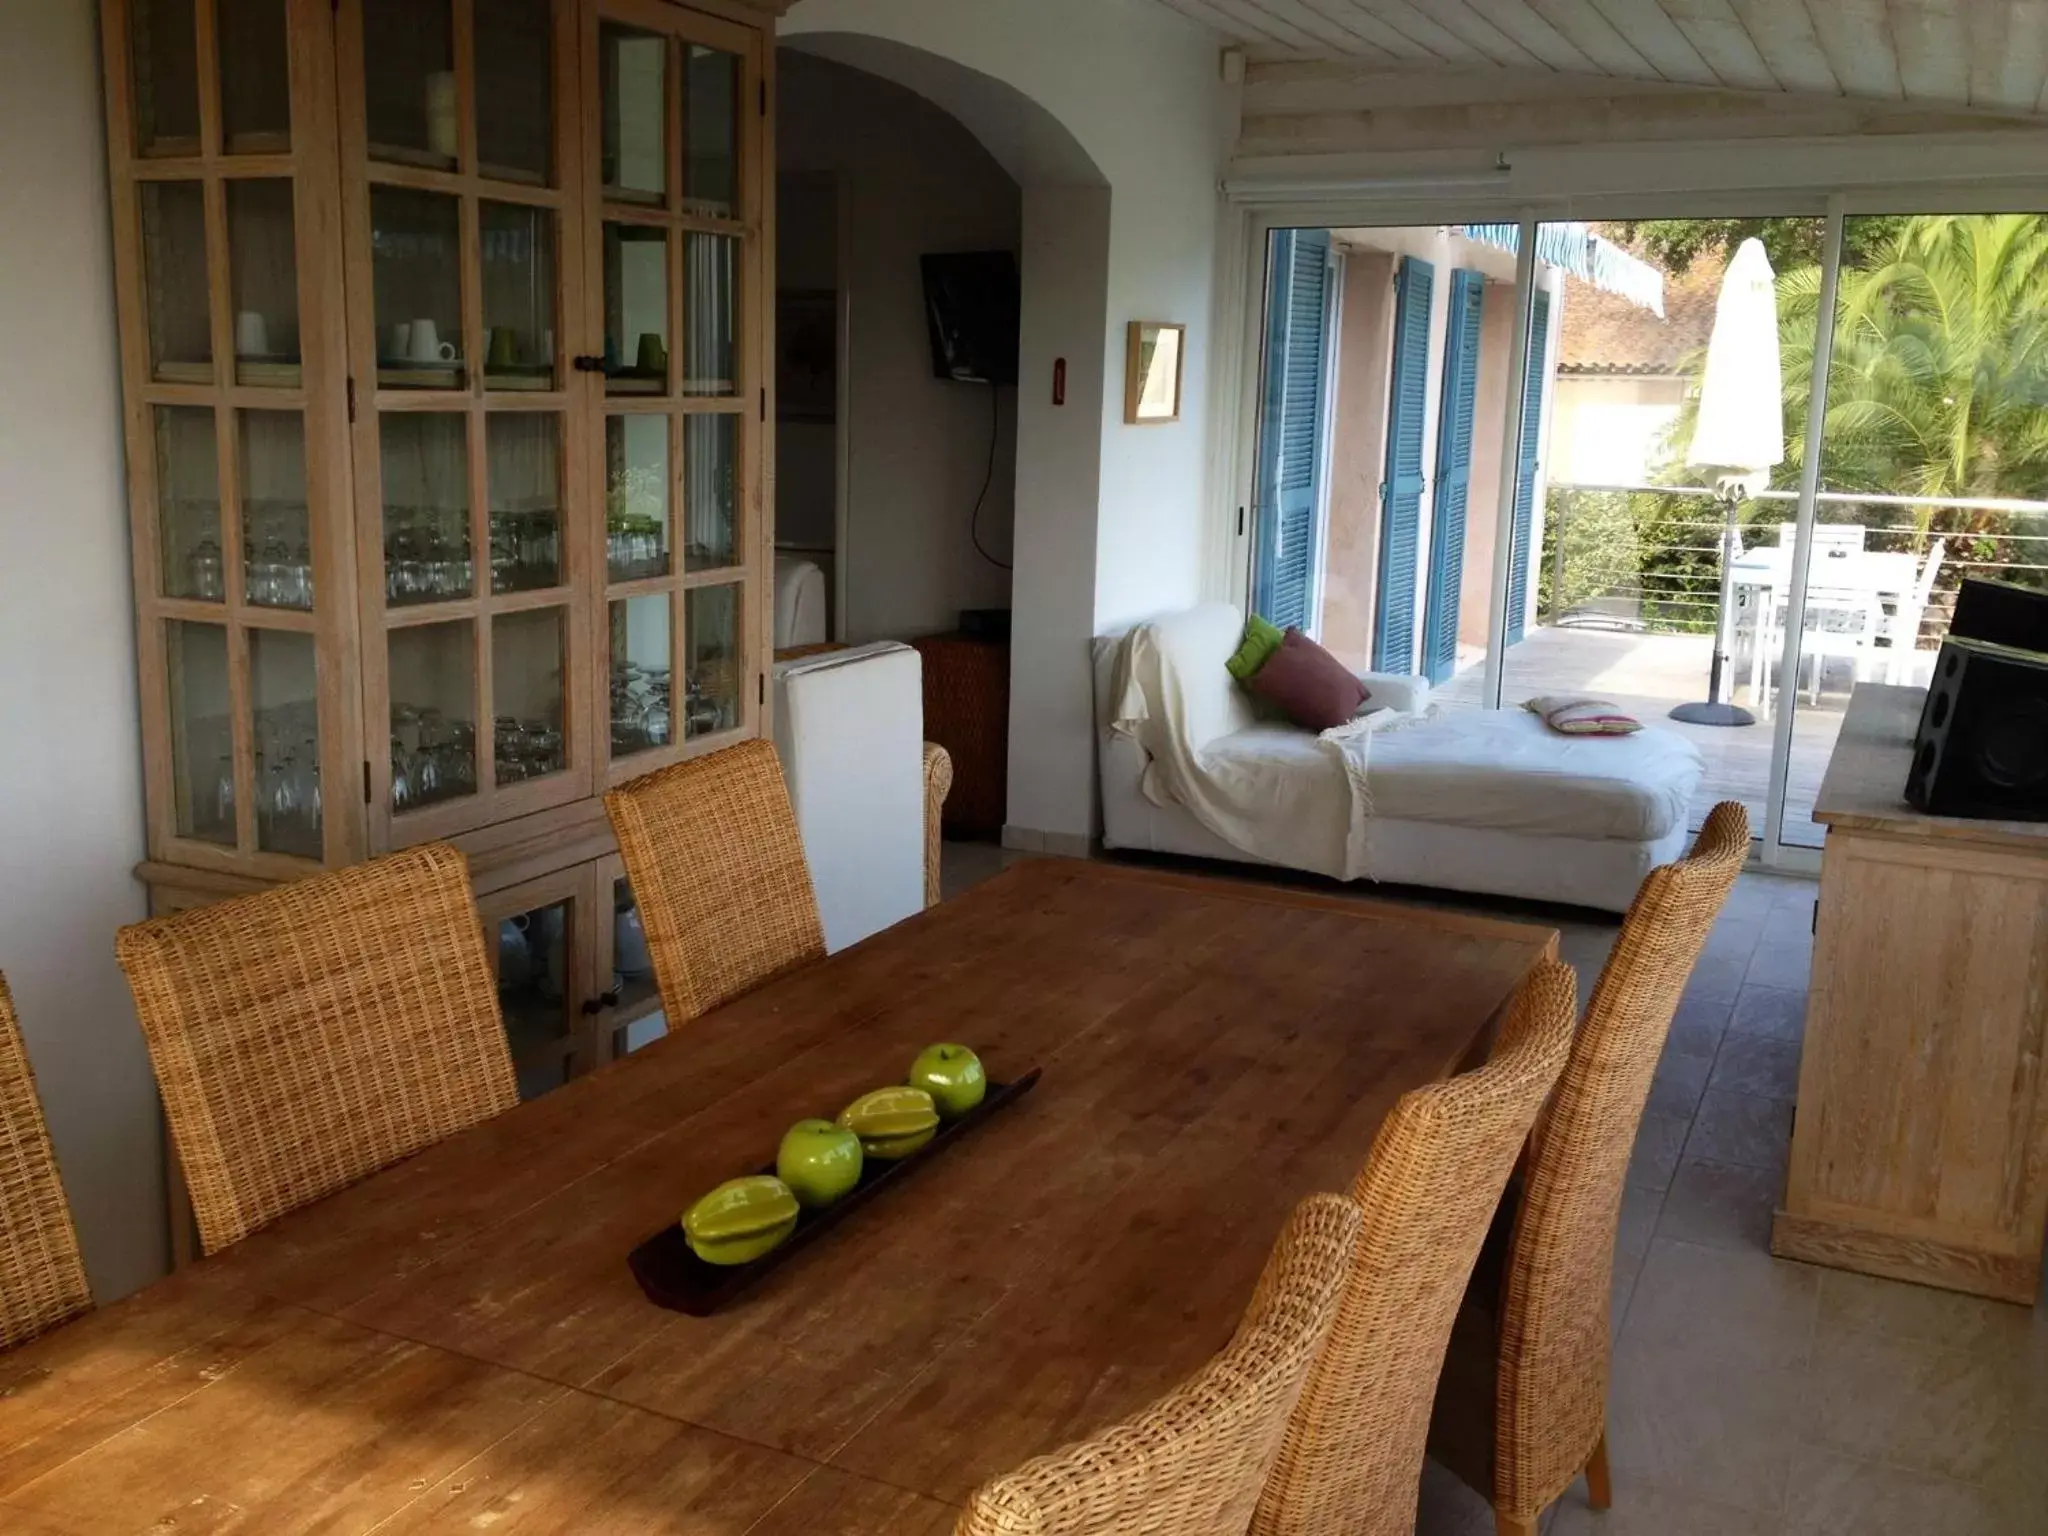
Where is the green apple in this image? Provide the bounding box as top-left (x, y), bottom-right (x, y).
top-left (908, 1043), bottom-right (987, 1120)
top-left (776, 1118), bottom-right (863, 1208)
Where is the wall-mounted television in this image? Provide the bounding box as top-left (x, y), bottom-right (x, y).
top-left (920, 251), bottom-right (1020, 386)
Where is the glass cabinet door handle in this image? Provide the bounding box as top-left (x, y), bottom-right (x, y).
top-left (571, 355), bottom-right (607, 373)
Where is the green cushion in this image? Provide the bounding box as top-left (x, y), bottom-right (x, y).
top-left (1225, 613), bottom-right (1286, 682)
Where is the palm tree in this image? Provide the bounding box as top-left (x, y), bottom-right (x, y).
top-left (1781, 215), bottom-right (2048, 511)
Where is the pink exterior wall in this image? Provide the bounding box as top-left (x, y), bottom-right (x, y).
top-left (1317, 251), bottom-right (1395, 669)
top-left (1459, 278), bottom-right (1516, 653)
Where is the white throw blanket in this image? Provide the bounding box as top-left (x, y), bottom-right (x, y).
top-left (1109, 623), bottom-right (1424, 879)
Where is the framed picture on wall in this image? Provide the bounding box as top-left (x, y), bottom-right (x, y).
top-left (1124, 320), bottom-right (1185, 424)
top-left (777, 289), bottom-right (837, 423)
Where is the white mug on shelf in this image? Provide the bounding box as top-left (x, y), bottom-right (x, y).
top-left (425, 71), bottom-right (458, 160)
top-left (387, 321), bottom-right (411, 361)
top-left (234, 310), bottom-right (269, 359)
top-left (408, 318), bottom-right (457, 365)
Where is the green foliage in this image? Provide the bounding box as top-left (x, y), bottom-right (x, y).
top-left (1540, 488), bottom-right (1768, 634)
top-left (1609, 217), bottom-right (1906, 276)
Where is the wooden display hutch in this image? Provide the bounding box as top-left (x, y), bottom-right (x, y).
top-left (101, 0), bottom-right (782, 1098)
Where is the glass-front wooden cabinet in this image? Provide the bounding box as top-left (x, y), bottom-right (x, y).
top-left (104, 0), bottom-right (772, 1096)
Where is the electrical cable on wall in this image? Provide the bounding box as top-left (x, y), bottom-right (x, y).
top-left (971, 382), bottom-right (1011, 570)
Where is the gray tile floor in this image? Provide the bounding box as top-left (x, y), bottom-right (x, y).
top-left (939, 843), bottom-right (2048, 1536)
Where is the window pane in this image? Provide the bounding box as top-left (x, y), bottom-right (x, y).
top-left (141, 181), bottom-right (212, 383)
top-left (372, 187), bottom-right (465, 388)
top-left (476, 0), bottom-right (553, 185)
top-left (605, 414), bottom-right (670, 581)
top-left (682, 233), bottom-right (737, 396)
top-left (217, 0), bottom-right (290, 153)
top-left (227, 179), bottom-right (301, 386)
top-left (167, 620), bottom-right (233, 845)
top-left (685, 583), bottom-right (742, 738)
top-left (132, 0), bottom-right (200, 155)
top-left (492, 607), bottom-right (567, 785)
top-left (495, 896), bottom-right (572, 1100)
top-left (609, 595), bottom-right (671, 756)
top-left (155, 405), bottom-right (221, 602)
top-left (380, 413), bottom-right (472, 605)
top-left (480, 201), bottom-right (556, 391)
top-left (682, 413), bottom-right (738, 569)
top-left (600, 22), bottom-right (666, 205)
top-left (362, 0), bottom-right (456, 169)
top-left (389, 620), bottom-right (477, 812)
top-left (682, 46), bottom-right (739, 219)
top-left (251, 628), bottom-right (320, 858)
top-left (241, 410), bottom-right (312, 610)
top-left (604, 223), bottom-right (668, 394)
top-left (488, 413), bottom-right (561, 593)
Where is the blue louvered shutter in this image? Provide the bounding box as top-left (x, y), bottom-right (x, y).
top-left (1506, 289), bottom-right (1552, 646)
top-left (1252, 230), bottom-right (1333, 633)
top-left (1373, 256), bottom-right (1434, 672)
top-left (1424, 270), bottom-right (1485, 685)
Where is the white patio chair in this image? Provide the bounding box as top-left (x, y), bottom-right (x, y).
top-left (1794, 583), bottom-right (1885, 704)
top-left (1877, 539), bottom-right (1945, 685)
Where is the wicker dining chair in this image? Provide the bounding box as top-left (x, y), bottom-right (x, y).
top-left (0, 973), bottom-right (93, 1350)
top-left (956, 1191), bottom-right (1362, 1536)
top-left (115, 844), bottom-right (517, 1255)
top-left (922, 742), bottom-right (954, 909)
top-left (1429, 802), bottom-right (1751, 1536)
top-left (1252, 958), bottom-right (1580, 1536)
top-left (604, 737), bottom-right (825, 1024)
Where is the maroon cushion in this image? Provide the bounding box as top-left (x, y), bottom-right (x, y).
top-left (1248, 628), bottom-right (1369, 731)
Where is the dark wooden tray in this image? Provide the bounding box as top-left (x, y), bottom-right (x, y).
top-left (628, 1068), bottom-right (1041, 1316)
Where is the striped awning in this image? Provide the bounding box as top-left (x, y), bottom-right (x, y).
top-left (1458, 223), bottom-right (1665, 317)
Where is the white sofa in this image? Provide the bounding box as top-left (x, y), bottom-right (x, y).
top-left (1093, 605), bottom-right (1708, 913)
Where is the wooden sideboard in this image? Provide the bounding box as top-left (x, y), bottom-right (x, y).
top-left (1772, 683), bottom-right (2048, 1305)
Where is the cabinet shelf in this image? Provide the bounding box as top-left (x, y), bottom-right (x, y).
top-left (109, 0), bottom-right (772, 1104)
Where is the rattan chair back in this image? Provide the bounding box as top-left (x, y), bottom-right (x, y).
top-left (115, 844), bottom-right (517, 1254)
top-left (603, 738), bottom-right (825, 1023)
top-left (1489, 801), bottom-right (1750, 1520)
top-left (956, 1191), bottom-right (1362, 1536)
top-left (0, 973), bottom-right (92, 1349)
top-left (1252, 959), bottom-right (1580, 1536)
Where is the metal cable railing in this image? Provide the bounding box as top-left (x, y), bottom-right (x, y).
top-left (1541, 483), bottom-right (2048, 641)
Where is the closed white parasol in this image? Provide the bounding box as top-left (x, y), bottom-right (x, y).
top-left (1672, 237), bottom-right (1784, 727)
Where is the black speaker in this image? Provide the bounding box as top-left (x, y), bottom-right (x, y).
top-left (1906, 637), bottom-right (2048, 819)
top-left (1950, 577), bottom-right (2048, 653)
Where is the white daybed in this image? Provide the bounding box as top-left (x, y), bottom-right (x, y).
top-left (1093, 604), bottom-right (1708, 913)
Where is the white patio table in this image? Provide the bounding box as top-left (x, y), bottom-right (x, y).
top-left (1730, 542), bottom-right (1920, 716)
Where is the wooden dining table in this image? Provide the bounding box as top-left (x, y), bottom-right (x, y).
top-left (0, 858), bottom-right (1556, 1535)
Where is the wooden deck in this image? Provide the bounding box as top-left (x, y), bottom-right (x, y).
top-left (1432, 625), bottom-right (1853, 847)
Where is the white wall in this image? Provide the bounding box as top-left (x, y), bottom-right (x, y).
top-left (778, 49), bottom-right (1019, 644)
top-left (0, 0), bottom-right (165, 1299)
top-left (781, 0), bottom-right (1233, 844)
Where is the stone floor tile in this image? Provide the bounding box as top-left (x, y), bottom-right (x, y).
top-left (1626, 1110), bottom-right (1693, 1193)
top-left (1549, 1486), bottom-right (1777, 1536)
top-left (1781, 1443), bottom-right (2001, 1536)
top-left (1804, 1325), bottom-right (2029, 1483)
top-left (1685, 1090), bottom-right (1793, 1174)
top-left (1708, 1033), bottom-right (1802, 1101)
top-left (1727, 983), bottom-right (1808, 1041)
top-left (1745, 933), bottom-right (1815, 991)
top-left (1656, 1158), bottom-right (1784, 1253)
top-left (1623, 1238), bottom-right (1820, 1371)
top-left (1603, 1336), bottom-right (1805, 1513)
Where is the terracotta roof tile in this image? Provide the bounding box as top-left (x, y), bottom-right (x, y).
top-left (1559, 248), bottom-right (1722, 376)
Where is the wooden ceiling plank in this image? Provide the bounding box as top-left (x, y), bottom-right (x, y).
top-left (1342, 0), bottom-right (1496, 63)
top-left (1726, 0), bottom-right (1842, 93)
top-left (1581, 0), bottom-right (1723, 83)
top-left (1165, 0), bottom-right (1325, 54)
top-left (1282, 0), bottom-right (1440, 58)
top-left (1524, 0), bottom-right (1666, 75)
top-left (1967, 0), bottom-right (2048, 110)
top-left (1245, 0), bottom-right (1400, 58)
top-left (1461, 0), bottom-right (1606, 71)
top-left (1386, 0), bottom-right (1554, 66)
top-left (1890, 0), bottom-right (1972, 102)
top-left (1803, 0), bottom-right (1906, 97)
top-left (1660, 0), bottom-right (1782, 89)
